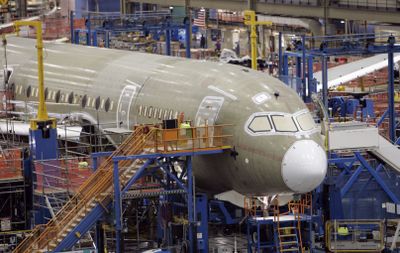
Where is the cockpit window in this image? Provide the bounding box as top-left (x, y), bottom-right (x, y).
top-left (296, 112), bottom-right (315, 131)
top-left (271, 115), bottom-right (298, 132)
top-left (248, 116), bottom-right (272, 133)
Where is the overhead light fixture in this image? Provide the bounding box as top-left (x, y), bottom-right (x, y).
top-left (340, 20), bottom-right (345, 24)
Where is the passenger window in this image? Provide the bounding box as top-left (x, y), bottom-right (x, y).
top-left (148, 106), bottom-right (153, 118)
top-left (26, 86), bottom-right (31, 98)
top-left (271, 115), bottom-right (298, 132)
top-left (248, 116), bottom-right (272, 133)
top-left (104, 98), bottom-right (111, 112)
top-left (55, 90), bottom-right (61, 103)
top-left (138, 105), bottom-right (143, 115)
top-left (296, 113), bottom-right (315, 131)
top-left (81, 95), bottom-right (87, 108)
top-left (44, 88), bottom-right (49, 100)
top-left (153, 108), bottom-right (158, 118)
top-left (95, 96), bottom-right (101, 110)
top-left (68, 92), bottom-right (74, 104)
top-left (158, 109), bottom-right (163, 120)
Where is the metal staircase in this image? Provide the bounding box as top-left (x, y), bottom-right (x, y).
top-left (13, 126), bottom-right (153, 253)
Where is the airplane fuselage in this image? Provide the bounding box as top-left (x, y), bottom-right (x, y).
top-left (5, 36), bottom-right (327, 195)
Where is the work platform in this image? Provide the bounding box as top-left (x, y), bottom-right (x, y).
top-left (13, 124), bottom-right (232, 253)
top-left (328, 121), bottom-right (400, 173)
top-left (245, 194), bottom-right (313, 253)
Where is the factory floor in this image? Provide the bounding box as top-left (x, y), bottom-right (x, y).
top-left (209, 234), bottom-right (248, 252)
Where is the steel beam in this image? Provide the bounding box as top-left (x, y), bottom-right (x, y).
top-left (187, 156), bottom-right (194, 253)
top-left (355, 152), bottom-right (400, 204)
top-left (128, 0), bottom-right (400, 24)
top-left (388, 36), bottom-right (396, 142)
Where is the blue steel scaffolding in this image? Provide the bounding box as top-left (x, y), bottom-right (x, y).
top-left (53, 124), bottom-right (231, 253)
top-left (278, 33), bottom-right (400, 142)
top-left (70, 10), bottom-right (192, 58)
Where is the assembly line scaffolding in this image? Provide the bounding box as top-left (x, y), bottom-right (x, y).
top-left (278, 33), bottom-right (400, 142)
top-left (70, 10), bottom-right (192, 58)
top-left (13, 124), bottom-right (233, 253)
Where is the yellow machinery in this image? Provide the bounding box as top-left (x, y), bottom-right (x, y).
top-left (14, 21), bottom-right (58, 160)
top-left (14, 21), bottom-right (56, 130)
top-left (243, 10), bottom-right (272, 70)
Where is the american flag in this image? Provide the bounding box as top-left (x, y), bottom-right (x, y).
top-left (193, 9), bottom-right (206, 28)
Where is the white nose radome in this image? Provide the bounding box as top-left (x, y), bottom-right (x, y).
top-left (281, 140), bottom-right (327, 193)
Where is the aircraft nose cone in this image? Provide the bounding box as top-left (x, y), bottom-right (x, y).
top-left (281, 140), bottom-right (327, 193)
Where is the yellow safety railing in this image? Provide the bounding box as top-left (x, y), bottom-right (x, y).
top-left (325, 220), bottom-right (384, 252)
top-left (143, 124), bottom-right (233, 154)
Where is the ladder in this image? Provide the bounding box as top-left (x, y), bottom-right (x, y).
top-left (13, 126), bottom-right (154, 253)
top-left (273, 194), bottom-right (312, 253)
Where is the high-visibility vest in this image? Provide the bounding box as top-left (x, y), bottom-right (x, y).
top-left (338, 227), bottom-right (349, 236)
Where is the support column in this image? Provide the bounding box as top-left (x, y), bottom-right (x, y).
top-left (187, 156), bottom-right (194, 253)
top-left (322, 55), bottom-right (328, 110)
top-left (113, 161), bottom-right (122, 253)
top-left (196, 194), bottom-right (208, 253)
top-left (70, 11), bottom-right (74, 44)
top-left (74, 30), bottom-right (80, 44)
top-left (16, 0), bottom-right (27, 18)
top-left (278, 32), bottom-right (282, 76)
top-left (247, 0), bottom-right (255, 10)
top-left (282, 55), bottom-right (288, 76)
top-left (166, 21), bottom-right (171, 56)
top-left (388, 35), bottom-right (396, 142)
top-left (92, 31), bottom-right (98, 47)
top-left (296, 56), bottom-right (301, 79)
top-left (92, 157), bottom-right (98, 171)
top-left (301, 35), bottom-right (307, 101)
top-left (105, 31), bottom-right (110, 48)
top-left (185, 0), bottom-right (192, 57)
top-left (86, 13), bottom-right (91, 46)
top-left (307, 57), bottom-right (315, 102)
top-left (96, 222), bottom-right (105, 253)
top-left (185, 18), bottom-right (191, 58)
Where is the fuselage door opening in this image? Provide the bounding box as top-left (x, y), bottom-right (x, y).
top-left (116, 85), bottom-right (137, 129)
top-left (195, 96), bottom-right (224, 147)
top-left (195, 96), bottom-right (224, 127)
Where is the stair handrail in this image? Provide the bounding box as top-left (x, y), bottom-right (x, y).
top-left (15, 124), bottom-right (230, 252)
top-left (34, 128), bottom-right (153, 249)
top-left (14, 126), bottom-right (154, 253)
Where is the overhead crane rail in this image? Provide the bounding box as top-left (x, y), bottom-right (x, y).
top-left (13, 124), bottom-right (232, 253)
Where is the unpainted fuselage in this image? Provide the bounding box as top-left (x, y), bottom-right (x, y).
top-left (4, 36), bottom-right (327, 195)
